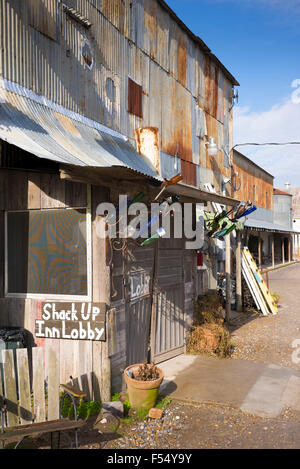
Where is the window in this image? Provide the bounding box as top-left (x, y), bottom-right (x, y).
top-left (6, 208), bottom-right (91, 298)
top-left (128, 77), bottom-right (143, 118)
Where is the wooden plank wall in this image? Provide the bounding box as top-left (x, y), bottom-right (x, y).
top-left (2, 347), bottom-right (60, 427)
top-left (0, 167), bottom-right (198, 396)
top-left (0, 168), bottom-right (110, 400)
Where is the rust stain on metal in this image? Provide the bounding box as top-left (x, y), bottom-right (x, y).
top-left (180, 160), bottom-right (197, 187)
top-left (177, 30), bottom-right (187, 88)
top-left (204, 54), bottom-right (211, 114)
top-left (145, 0), bottom-right (157, 43)
top-left (212, 65), bottom-right (219, 119)
top-left (233, 153), bottom-right (274, 210)
top-left (135, 127), bottom-right (160, 174)
top-left (101, 0), bottom-right (128, 36)
top-left (204, 55), bottom-right (219, 118)
top-left (161, 80), bottom-right (193, 162)
top-left (56, 113), bottom-right (81, 137)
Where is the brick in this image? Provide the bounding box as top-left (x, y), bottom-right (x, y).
top-left (148, 408), bottom-right (163, 420)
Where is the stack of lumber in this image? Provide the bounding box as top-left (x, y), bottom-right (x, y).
top-left (242, 278), bottom-right (256, 310)
top-left (241, 247), bottom-right (278, 316)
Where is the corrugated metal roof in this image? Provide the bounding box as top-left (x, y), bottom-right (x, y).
top-left (273, 188), bottom-right (292, 196)
top-left (0, 85), bottom-right (161, 180)
top-left (245, 218), bottom-right (297, 234)
top-left (166, 182), bottom-right (240, 207)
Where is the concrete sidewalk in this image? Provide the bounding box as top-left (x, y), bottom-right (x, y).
top-left (159, 354), bottom-right (300, 418)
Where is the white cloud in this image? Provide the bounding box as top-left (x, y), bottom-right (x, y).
top-left (233, 94), bottom-right (300, 187)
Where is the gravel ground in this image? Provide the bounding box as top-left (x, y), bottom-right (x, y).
top-left (102, 402), bottom-right (300, 450)
top-left (27, 400), bottom-right (300, 450)
top-left (228, 264), bottom-right (300, 371)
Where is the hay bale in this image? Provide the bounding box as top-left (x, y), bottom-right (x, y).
top-left (187, 292), bottom-right (232, 357)
top-left (186, 323), bottom-right (232, 358)
top-left (194, 293), bottom-right (224, 326)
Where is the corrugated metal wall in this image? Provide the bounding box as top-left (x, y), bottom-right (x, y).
top-left (273, 194), bottom-right (293, 229)
top-left (0, 0), bottom-right (234, 191)
top-left (233, 152), bottom-right (274, 210)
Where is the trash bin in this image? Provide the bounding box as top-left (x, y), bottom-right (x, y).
top-left (0, 326), bottom-right (30, 395)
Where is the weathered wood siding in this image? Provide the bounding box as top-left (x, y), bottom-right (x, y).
top-left (0, 167), bottom-right (113, 400)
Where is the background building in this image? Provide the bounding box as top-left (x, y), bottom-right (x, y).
top-left (233, 150), bottom-right (296, 269)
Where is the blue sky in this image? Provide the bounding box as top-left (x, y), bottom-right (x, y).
top-left (168, 0), bottom-right (300, 187)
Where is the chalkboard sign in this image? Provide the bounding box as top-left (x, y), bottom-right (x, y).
top-left (35, 302), bottom-right (106, 341)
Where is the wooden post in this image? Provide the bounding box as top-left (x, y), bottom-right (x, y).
top-left (272, 236), bottom-right (275, 268)
top-left (258, 236), bottom-right (262, 270)
top-left (225, 233), bottom-right (231, 322)
top-left (282, 238), bottom-right (285, 264)
top-left (92, 184), bottom-right (111, 403)
top-left (236, 230), bottom-right (242, 312)
top-left (288, 237), bottom-right (291, 263)
top-left (150, 239), bottom-right (159, 362)
top-left (265, 271), bottom-right (269, 290)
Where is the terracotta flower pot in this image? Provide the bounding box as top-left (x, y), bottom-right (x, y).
top-left (124, 364), bottom-right (164, 412)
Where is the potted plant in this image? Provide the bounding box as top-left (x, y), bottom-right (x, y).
top-left (124, 363), bottom-right (164, 412)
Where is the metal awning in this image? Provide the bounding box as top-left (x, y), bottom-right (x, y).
top-left (0, 80), bottom-right (241, 207)
top-left (0, 83), bottom-right (161, 181)
top-left (166, 182), bottom-right (240, 206)
top-left (245, 218), bottom-right (299, 234)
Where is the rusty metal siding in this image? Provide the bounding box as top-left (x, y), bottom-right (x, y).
top-left (63, 0), bottom-right (94, 19)
top-left (160, 151), bottom-right (181, 180)
top-left (0, 0), bottom-right (234, 189)
top-left (217, 69), bottom-right (224, 123)
top-left (130, 0), bottom-right (145, 50)
top-left (100, 0), bottom-right (131, 38)
top-left (187, 38), bottom-right (197, 98)
top-left (181, 160), bottom-right (197, 187)
top-left (177, 27), bottom-right (187, 88)
top-left (144, 0), bottom-right (157, 60)
top-left (0, 0), bottom-right (130, 132)
top-left (204, 55), bottom-right (219, 119)
top-left (233, 152), bottom-right (274, 210)
top-left (191, 97), bottom-right (200, 166)
top-left (28, 0), bottom-right (58, 42)
top-left (155, 3), bottom-right (169, 72)
top-left (196, 47), bottom-right (205, 107)
top-left (135, 126), bottom-right (160, 173)
top-left (160, 75), bottom-right (193, 162)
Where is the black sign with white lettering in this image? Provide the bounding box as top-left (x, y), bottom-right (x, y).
top-left (35, 302), bottom-right (106, 341)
